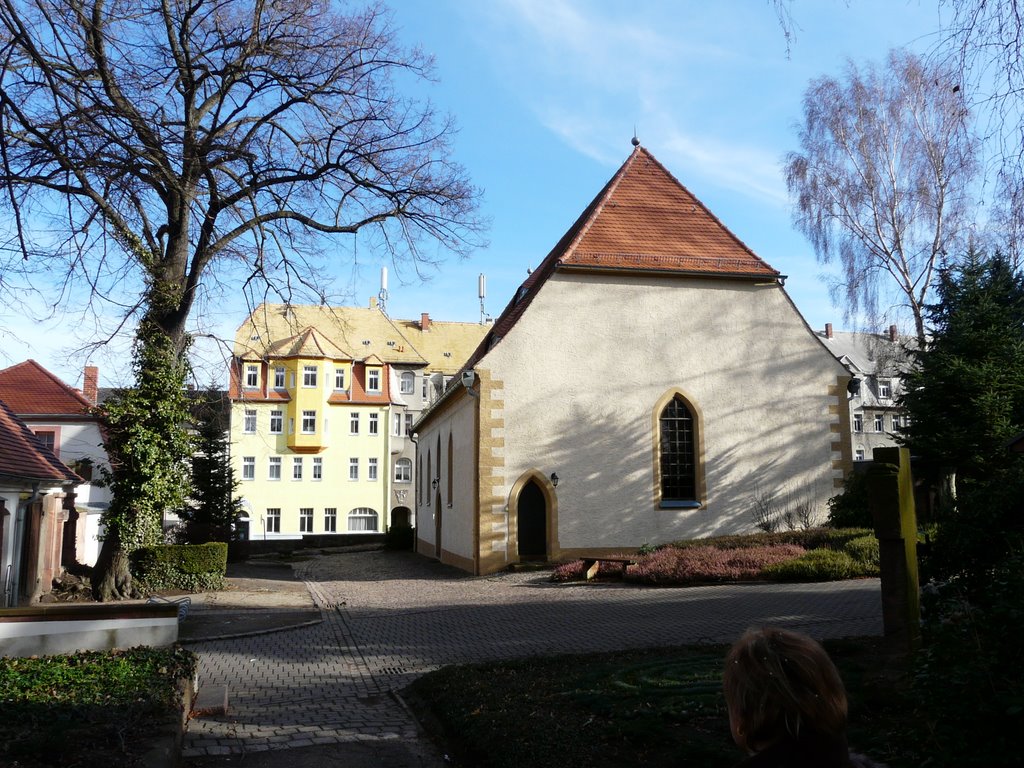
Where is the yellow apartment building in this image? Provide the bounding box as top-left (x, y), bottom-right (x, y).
top-left (230, 303), bottom-right (486, 540)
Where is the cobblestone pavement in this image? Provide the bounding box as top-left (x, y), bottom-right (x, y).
top-left (183, 549), bottom-right (882, 762)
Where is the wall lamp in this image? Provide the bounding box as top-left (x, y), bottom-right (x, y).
top-left (550, 472), bottom-right (559, 487)
top-left (431, 477), bottom-right (440, 490)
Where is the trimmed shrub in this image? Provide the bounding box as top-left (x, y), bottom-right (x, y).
top-left (843, 534), bottom-right (880, 568)
top-left (629, 544), bottom-right (807, 585)
top-left (762, 548), bottom-right (873, 582)
top-left (132, 541), bottom-right (228, 593)
top-left (668, 527), bottom-right (872, 552)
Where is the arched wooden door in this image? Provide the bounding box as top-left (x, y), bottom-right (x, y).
top-left (517, 480), bottom-right (547, 560)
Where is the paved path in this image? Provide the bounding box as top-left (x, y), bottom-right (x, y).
top-left (183, 549), bottom-right (882, 764)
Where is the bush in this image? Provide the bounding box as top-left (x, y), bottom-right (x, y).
top-left (915, 555), bottom-right (1024, 766)
top-left (668, 527), bottom-right (871, 552)
top-left (826, 471), bottom-right (872, 528)
top-left (132, 541), bottom-right (228, 593)
top-left (842, 534), bottom-right (880, 568)
top-left (761, 548), bottom-right (874, 582)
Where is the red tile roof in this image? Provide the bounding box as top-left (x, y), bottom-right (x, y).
top-left (461, 146), bottom-right (782, 374)
top-left (0, 360), bottom-right (92, 415)
top-left (0, 398), bottom-right (81, 484)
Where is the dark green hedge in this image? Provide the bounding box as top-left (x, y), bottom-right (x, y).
top-left (132, 542), bottom-right (228, 593)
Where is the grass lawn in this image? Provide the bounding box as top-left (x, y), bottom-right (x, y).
top-left (404, 637), bottom-right (922, 768)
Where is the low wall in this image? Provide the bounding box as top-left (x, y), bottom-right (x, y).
top-left (0, 602), bottom-right (179, 657)
top-left (236, 532), bottom-right (386, 558)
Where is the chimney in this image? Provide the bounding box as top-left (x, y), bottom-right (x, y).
top-left (825, 323), bottom-right (833, 339)
top-left (420, 312), bottom-right (431, 331)
top-left (369, 296), bottom-right (378, 309)
top-left (889, 324), bottom-right (898, 342)
top-left (83, 366), bottom-right (98, 405)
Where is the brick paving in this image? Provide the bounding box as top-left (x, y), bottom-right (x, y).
top-left (183, 549), bottom-right (882, 760)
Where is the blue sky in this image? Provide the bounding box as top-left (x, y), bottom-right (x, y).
top-left (0, 0), bottom-right (944, 389)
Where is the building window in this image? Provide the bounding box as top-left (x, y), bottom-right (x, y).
top-left (292, 457), bottom-right (303, 480)
top-left (349, 458), bottom-right (359, 481)
top-left (394, 458), bottom-right (412, 483)
top-left (368, 413), bottom-right (379, 435)
top-left (659, 395), bottom-right (698, 506)
top-left (394, 411), bottom-right (403, 436)
top-left (855, 448), bottom-right (866, 461)
top-left (892, 414), bottom-right (901, 432)
top-left (270, 409), bottom-right (283, 434)
top-left (400, 372), bottom-right (415, 394)
top-left (348, 507), bottom-right (379, 532)
top-left (302, 365), bottom-right (318, 387)
top-left (33, 430), bottom-right (56, 454)
top-left (350, 412), bottom-right (359, 434)
top-left (299, 508), bottom-right (313, 533)
top-left (266, 508), bottom-right (281, 533)
top-left (302, 410), bottom-right (316, 434)
top-left (367, 368), bottom-right (381, 392)
top-left (274, 366), bottom-right (286, 389)
top-left (312, 457), bottom-right (322, 481)
top-left (242, 456), bottom-right (255, 480)
top-left (334, 367), bottom-right (346, 391)
top-left (878, 379), bottom-right (891, 399)
top-left (268, 456), bottom-right (281, 480)
top-left (368, 457), bottom-right (378, 481)
top-left (874, 413), bottom-right (884, 432)
top-left (853, 413), bottom-right (863, 433)
top-left (244, 409), bottom-right (256, 433)
top-left (245, 364), bottom-right (258, 388)
top-left (422, 377), bottom-right (429, 399)
top-left (324, 508), bottom-right (337, 532)
top-left (405, 412), bottom-right (413, 436)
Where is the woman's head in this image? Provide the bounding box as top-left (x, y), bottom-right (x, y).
top-left (723, 626), bottom-right (848, 753)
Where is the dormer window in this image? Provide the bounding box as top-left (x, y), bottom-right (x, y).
top-left (244, 364), bottom-right (258, 389)
top-left (400, 371), bottom-right (415, 394)
top-left (367, 368), bottom-right (381, 393)
top-left (877, 379), bottom-right (891, 399)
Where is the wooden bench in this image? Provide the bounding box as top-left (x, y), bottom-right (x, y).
top-left (580, 557), bottom-right (637, 581)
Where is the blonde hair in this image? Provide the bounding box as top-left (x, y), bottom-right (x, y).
top-left (723, 627), bottom-right (848, 752)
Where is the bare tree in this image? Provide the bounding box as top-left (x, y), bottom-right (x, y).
top-left (785, 49), bottom-right (978, 348)
top-left (0, 0), bottom-right (483, 597)
top-left (0, 0), bottom-right (482, 349)
top-left (938, 0), bottom-right (1024, 269)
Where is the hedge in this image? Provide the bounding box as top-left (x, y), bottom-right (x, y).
top-left (132, 541), bottom-right (228, 593)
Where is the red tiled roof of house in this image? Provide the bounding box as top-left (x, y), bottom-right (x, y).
top-left (0, 360), bottom-right (92, 416)
top-left (0, 398), bottom-right (81, 484)
top-left (460, 145), bottom-right (782, 374)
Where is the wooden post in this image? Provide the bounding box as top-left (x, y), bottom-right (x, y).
top-left (866, 446), bottom-right (920, 654)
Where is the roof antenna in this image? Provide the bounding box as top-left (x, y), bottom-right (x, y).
top-left (631, 127), bottom-right (640, 147)
top-left (378, 266), bottom-right (389, 315)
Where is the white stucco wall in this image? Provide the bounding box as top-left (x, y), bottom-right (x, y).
top-left (480, 272), bottom-right (848, 554)
top-left (415, 390), bottom-right (479, 567)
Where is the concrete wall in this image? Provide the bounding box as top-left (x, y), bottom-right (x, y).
top-left (471, 272), bottom-right (849, 569)
top-left (0, 603), bottom-right (178, 657)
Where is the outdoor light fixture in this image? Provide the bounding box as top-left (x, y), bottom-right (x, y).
top-left (431, 477), bottom-right (440, 490)
top-left (550, 472), bottom-right (559, 487)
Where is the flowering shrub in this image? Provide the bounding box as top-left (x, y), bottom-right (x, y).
top-left (551, 544), bottom-right (806, 585)
top-left (626, 544), bottom-right (806, 585)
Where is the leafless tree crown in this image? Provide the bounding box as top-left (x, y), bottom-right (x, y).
top-left (0, 0), bottom-right (484, 346)
top-left (785, 49), bottom-right (978, 347)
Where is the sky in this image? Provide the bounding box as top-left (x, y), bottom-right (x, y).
top-left (0, 0), bottom-right (947, 390)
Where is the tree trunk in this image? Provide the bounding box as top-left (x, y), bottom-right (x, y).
top-left (91, 534), bottom-right (135, 602)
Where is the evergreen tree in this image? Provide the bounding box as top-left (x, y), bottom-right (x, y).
top-left (900, 252), bottom-right (1024, 488)
top-left (179, 391), bottom-right (243, 545)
